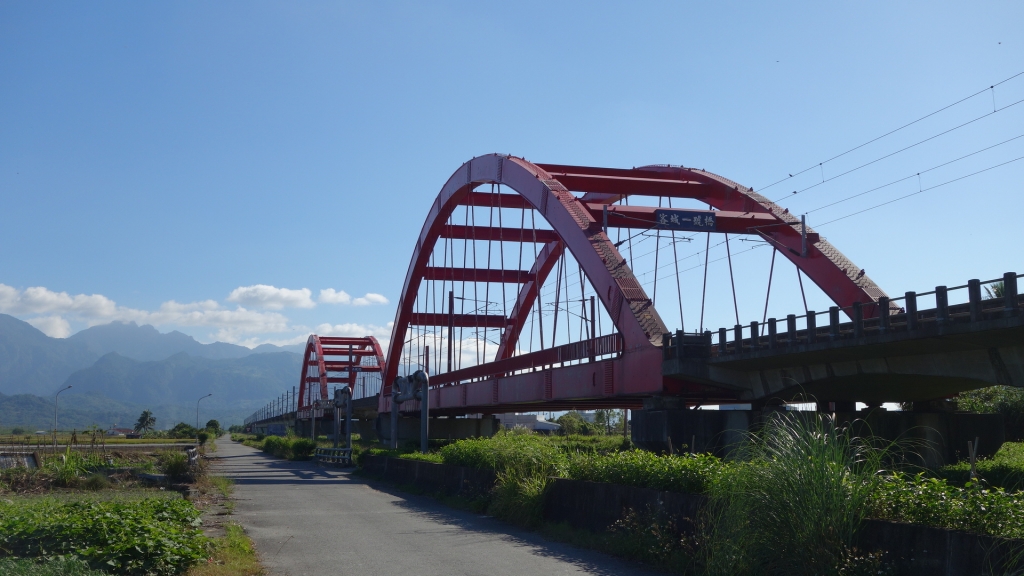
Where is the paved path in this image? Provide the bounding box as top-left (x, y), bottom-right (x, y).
top-left (211, 437), bottom-right (659, 576)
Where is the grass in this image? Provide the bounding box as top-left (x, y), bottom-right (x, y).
top-left (0, 558), bottom-right (110, 576)
top-left (939, 441), bottom-right (1024, 490)
top-left (186, 524), bottom-right (263, 576)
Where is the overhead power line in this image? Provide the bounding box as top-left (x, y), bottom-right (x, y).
top-left (758, 71), bottom-right (1024, 194)
top-left (816, 154), bottom-right (1024, 227)
top-left (805, 132), bottom-right (1024, 214)
top-left (773, 95), bottom-right (1024, 203)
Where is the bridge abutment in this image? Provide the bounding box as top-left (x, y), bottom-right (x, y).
top-left (374, 414), bottom-right (499, 445)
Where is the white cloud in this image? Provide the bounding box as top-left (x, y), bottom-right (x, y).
top-left (352, 293), bottom-right (389, 306)
top-left (227, 285), bottom-right (315, 310)
top-left (313, 321), bottom-right (393, 341)
top-left (318, 289), bottom-right (351, 304)
top-left (26, 315), bottom-right (71, 338)
top-left (319, 289), bottom-right (388, 306)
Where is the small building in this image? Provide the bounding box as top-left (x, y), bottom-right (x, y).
top-left (495, 413), bottom-right (561, 433)
top-left (107, 427), bottom-right (135, 436)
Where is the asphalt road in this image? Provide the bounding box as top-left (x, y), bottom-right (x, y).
top-left (212, 437), bottom-right (660, 576)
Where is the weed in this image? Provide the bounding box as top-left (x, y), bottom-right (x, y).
top-left (157, 449), bottom-right (192, 479)
top-left (81, 474), bottom-right (110, 491)
top-left (186, 523), bottom-right (263, 576)
top-left (0, 557), bottom-right (108, 576)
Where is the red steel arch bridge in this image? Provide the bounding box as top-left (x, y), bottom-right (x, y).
top-left (246, 154), bottom-right (1023, 441)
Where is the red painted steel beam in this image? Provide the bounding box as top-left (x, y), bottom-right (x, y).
top-left (382, 155), bottom-right (669, 412)
top-left (457, 191), bottom-right (533, 210)
top-left (409, 312), bottom-right (507, 328)
top-left (423, 267), bottom-right (533, 283)
top-left (299, 334), bottom-right (387, 410)
top-left (320, 349), bottom-right (378, 356)
top-left (440, 224), bottom-right (559, 244)
top-left (495, 240), bottom-right (563, 361)
top-left (589, 203), bottom-right (821, 242)
top-left (538, 162), bottom-right (890, 317)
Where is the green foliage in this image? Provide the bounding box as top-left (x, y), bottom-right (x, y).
top-left (258, 434), bottom-right (317, 460)
top-left (81, 474), bottom-right (110, 491)
top-left (11, 426), bottom-right (26, 435)
top-left (938, 441), bottom-right (1024, 489)
top-left (566, 450), bottom-right (722, 494)
top-left (156, 450), bottom-right (191, 478)
top-left (438, 428), bottom-right (567, 477)
top-left (958, 386), bottom-right (1024, 440)
top-left (869, 473), bottom-right (1024, 539)
top-left (0, 494), bottom-right (207, 575)
top-left (197, 431), bottom-right (210, 445)
top-left (227, 424), bottom-right (246, 434)
top-left (168, 422), bottom-right (199, 439)
top-left (554, 411), bottom-right (600, 435)
top-left (133, 410), bottom-right (155, 434)
top-left (45, 447), bottom-right (89, 487)
top-left (700, 413), bottom-right (890, 576)
top-left (204, 419), bottom-right (221, 433)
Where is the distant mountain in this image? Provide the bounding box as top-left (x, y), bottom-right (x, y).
top-left (63, 351), bottom-right (302, 407)
top-left (68, 321), bottom-right (274, 361)
top-left (0, 314), bottom-right (306, 396)
top-left (0, 391), bottom-right (140, 431)
top-left (0, 314), bottom-right (100, 395)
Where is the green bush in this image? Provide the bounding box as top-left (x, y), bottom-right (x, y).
top-left (197, 431), bottom-right (209, 446)
top-left (0, 495), bottom-right (207, 575)
top-left (156, 450), bottom-right (191, 478)
top-left (0, 557), bottom-right (108, 576)
top-left (290, 439), bottom-right (317, 460)
top-left (566, 450), bottom-right (722, 494)
top-left (958, 386), bottom-right (1024, 440)
top-left (938, 441), bottom-right (1024, 490)
top-left (81, 474), bottom-right (110, 491)
top-left (869, 473), bottom-right (1024, 539)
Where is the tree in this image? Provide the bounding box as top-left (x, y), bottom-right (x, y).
top-left (555, 411), bottom-right (598, 435)
top-left (134, 410), bottom-right (156, 434)
top-left (984, 281), bottom-right (1005, 300)
top-left (205, 419), bottom-right (221, 432)
top-left (169, 422), bottom-right (198, 439)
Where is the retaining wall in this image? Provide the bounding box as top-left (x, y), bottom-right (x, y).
top-left (363, 456), bottom-right (1023, 575)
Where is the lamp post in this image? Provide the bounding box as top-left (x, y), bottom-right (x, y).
top-left (196, 393), bottom-right (212, 435)
top-left (54, 385), bottom-right (72, 448)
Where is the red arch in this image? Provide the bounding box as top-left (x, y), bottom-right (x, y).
top-left (380, 154), bottom-right (887, 412)
top-left (298, 335), bottom-right (385, 411)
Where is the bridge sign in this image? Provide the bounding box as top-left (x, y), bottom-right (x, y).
top-left (654, 209), bottom-right (716, 231)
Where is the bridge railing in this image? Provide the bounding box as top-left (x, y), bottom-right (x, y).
top-left (664, 271), bottom-right (1021, 359)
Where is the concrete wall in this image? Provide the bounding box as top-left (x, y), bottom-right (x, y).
top-left (360, 455), bottom-right (494, 498)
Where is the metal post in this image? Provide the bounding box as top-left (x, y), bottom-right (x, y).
top-left (196, 393), bottom-right (212, 432)
top-left (447, 291), bottom-right (455, 373)
top-left (906, 292), bottom-right (918, 330)
top-left (603, 205), bottom-right (608, 236)
top-left (1004, 272), bottom-right (1019, 314)
top-left (853, 302), bottom-right (864, 337)
top-left (878, 297), bottom-right (890, 333)
top-left (390, 384), bottom-right (399, 450)
top-left (786, 314), bottom-right (797, 345)
top-left (968, 279), bottom-right (981, 322)
top-left (333, 395), bottom-right (340, 448)
top-left (345, 387), bottom-right (353, 451)
top-left (718, 327), bottom-right (727, 354)
top-left (420, 373), bottom-right (429, 455)
top-left (806, 312), bottom-right (816, 344)
top-left (733, 324), bottom-right (743, 353)
top-left (801, 214), bottom-right (807, 257)
top-left (589, 296), bottom-right (596, 361)
top-left (936, 286), bottom-right (949, 324)
top-left (750, 321), bottom-right (759, 349)
top-left (829, 307), bottom-right (840, 340)
top-left (768, 318), bottom-right (777, 349)
top-left (54, 385), bottom-right (72, 448)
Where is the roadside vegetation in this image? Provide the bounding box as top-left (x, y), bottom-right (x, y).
top-left (1, 432), bottom-right (263, 575)
top-left (343, 416), bottom-right (1024, 575)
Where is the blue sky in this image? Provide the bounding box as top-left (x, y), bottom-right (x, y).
top-left (1, 1), bottom-right (1022, 348)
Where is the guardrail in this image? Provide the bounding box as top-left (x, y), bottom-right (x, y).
top-left (314, 447), bottom-right (352, 466)
top-left (664, 271), bottom-right (1021, 359)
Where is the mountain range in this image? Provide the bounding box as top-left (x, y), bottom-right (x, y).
top-left (0, 314), bottom-right (306, 430)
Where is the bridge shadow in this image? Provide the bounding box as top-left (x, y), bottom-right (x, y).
top-left (360, 477), bottom-right (657, 576)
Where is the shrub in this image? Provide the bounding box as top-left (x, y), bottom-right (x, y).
top-left (566, 450), bottom-right (722, 494)
top-left (197, 431), bottom-right (209, 446)
top-left (156, 450), bottom-right (191, 478)
top-left (958, 386), bottom-right (1024, 440)
top-left (46, 448), bottom-right (88, 488)
top-left (290, 439), bottom-right (317, 460)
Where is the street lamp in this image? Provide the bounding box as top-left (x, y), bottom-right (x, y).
top-left (54, 385), bottom-right (72, 448)
top-left (196, 393), bottom-right (212, 434)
